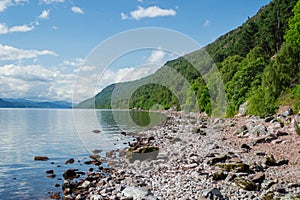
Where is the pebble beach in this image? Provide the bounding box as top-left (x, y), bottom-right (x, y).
top-left (51, 110), bottom-right (300, 200)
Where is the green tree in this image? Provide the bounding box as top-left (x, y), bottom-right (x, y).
top-left (285, 0), bottom-right (300, 47)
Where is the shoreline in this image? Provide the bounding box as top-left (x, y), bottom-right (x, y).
top-left (58, 110), bottom-right (300, 200)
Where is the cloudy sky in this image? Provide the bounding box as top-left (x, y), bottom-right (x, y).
top-left (0, 0), bottom-right (271, 103)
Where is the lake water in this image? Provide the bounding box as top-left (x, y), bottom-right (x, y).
top-left (0, 109), bottom-right (165, 199)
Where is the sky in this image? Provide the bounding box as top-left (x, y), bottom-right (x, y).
top-left (0, 0), bottom-right (271, 103)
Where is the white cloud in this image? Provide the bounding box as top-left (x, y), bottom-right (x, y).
top-left (52, 26), bottom-right (58, 30)
top-left (79, 65), bottom-right (96, 72)
top-left (9, 24), bottom-right (34, 32)
top-left (0, 44), bottom-right (58, 61)
top-left (40, 0), bottom-right (64, 4)
top-left (39, 9), bottom-right (50, 19)
top-left (0, 23), bottom-right (34, 34)
top-left (71, 6), bottom-right (84, 14)
top-left (203, 19), bottom-right (210, 27)
top-left (0, 64), bottom-right (76, 101)
top-left (124, 6), bottom-right (176, 20)
top-left (121, 12), bottom-right (128, 20)
top-left (147, 50), bottom-right (166, 63)
top-left (62, 58), bottom-right (85, 67)
top-left (0, 0), bottom-right (28, 12)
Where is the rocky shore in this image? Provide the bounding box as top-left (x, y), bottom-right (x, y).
top-left (54, 109), bottom-right (300, 200)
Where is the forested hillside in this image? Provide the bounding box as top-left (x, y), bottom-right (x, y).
top-left (77, 0), bottom-right (300, 117)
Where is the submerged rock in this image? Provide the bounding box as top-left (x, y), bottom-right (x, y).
top-left (65, 158), bottom-right (75, 164)
top-left (63, 169), bottom-right (77, 180)
top-left (92, 130), bottom-right (101, 133)
top-left (34, 156), bottom-right (49, 161)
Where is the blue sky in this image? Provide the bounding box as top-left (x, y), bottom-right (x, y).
top-left (0, 0), bottom-right (271, 103)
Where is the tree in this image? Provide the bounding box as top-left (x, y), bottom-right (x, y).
top-left (285, 0), bottom-right (300, 47)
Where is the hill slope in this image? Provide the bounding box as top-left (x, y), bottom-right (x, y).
top-left (77, 0), bottom-right (300, 117)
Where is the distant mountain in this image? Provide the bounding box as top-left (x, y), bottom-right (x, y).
top-left (0, 98), bottom-right (72, 108)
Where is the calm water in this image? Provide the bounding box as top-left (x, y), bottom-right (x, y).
top-left (0, 109), bottom-right (165, 199)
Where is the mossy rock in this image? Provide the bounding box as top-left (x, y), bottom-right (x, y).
top-left (132, 146), bottom-right (159, 153)
top-left (127, 146), bottom-right (159, 163)
top-left (235, 178), bottom-right (257, 191)
top-left (262, 192), bottom-right (274, 200)
top-left (207, 155), bottom-right (228, 165)
top-left (216, 163), bottom-right (250, 173)
top-left (212, 171), bottom-right (227, 181)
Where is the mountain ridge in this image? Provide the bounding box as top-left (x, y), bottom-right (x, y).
top-left (0, 98), bottom-right (72, 108)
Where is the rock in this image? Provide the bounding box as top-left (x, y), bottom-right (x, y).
top-left (217, 163), bottom-right (251, 173)
top-left (212, 171), bottom-right (228, 181)
top-left (46, 170), bottom-right (54, 174)
top-left (47, 174), bottom-right (56, 178)
top-left (238, 102), bottom-right (248, 116)
top-left (271, 139), bottom-right (283, 144)
top-left (49, 192), bottom-right (60, 199)
top-left (81, 180), bottom-right (90, 188)
top-left (241, 144), bottom-right (251, 152)
top-left (202, 188), bottom-right (223, 199)
top-left (249, 172), bottom-right (265, 184)
top-left (249, 125), bottom-right (268, 137)
top-left (287, 183), bottom-right (300, 188)
top-left (121, 131), bottom-right (126, 136)
top-left (92, 130), bottom-right (101, 133)
top-left (262, 180), bottom-right (277, 190)
top-left (89, 154), bottom-right (101, 161)
top-left (171, 137), bottom-right (182, 144)
top-left (255, 134), bottom-right (277, 144)
top-left (91, 149), bottom-right (102, 154)
top-left (276, 130), bottom-right (288, 137)
top-left (228, 157), bottom-right (242, 163)
top-left (283, 108), bottom-right (293, 117)
top-left (192, 127), bottom-right (206, 135)
top-left (234, 125), bottom-right (248, 135)
top-left (63, 169), bottom-right (77, 180)
top-left (255, 152), bottom-right (266, 156)
top-left (89, 194), bottom-right (103, 200)
top-left (127, 146), bottom-right (159, 162)
top-left (34, 156), bottom-right (49, 161)
top-left (265, 116), bottom-right (275, 122)
top-left (264, 155), bottom-right (277, 166)
top-left (235, 178), bottom-right (257, 191)
top-left (65, 158), bottom-right (75, 164)
top-left (276, 158), bottom-right (289, 166)
top-left (122, 186), bottom-right (156, 200)
top-left (276, 187), bottom-right (287, 194)
top-left (207, 155), bottom-right (228, 165)
top-left (250, 162), bottom-right (264, 172)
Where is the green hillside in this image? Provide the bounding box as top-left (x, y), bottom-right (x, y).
top-left (77, 0), bottom-right (300, 117)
